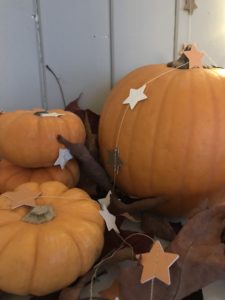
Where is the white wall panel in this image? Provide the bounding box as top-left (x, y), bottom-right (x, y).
top-left (0, 0), bottom-right (41, 111)
top-left (111, 0), bottom-right (176, 83)
top-left (40, 0), bottom-right (111, 113)
top-left (176, 0), bottom-right (225, 67)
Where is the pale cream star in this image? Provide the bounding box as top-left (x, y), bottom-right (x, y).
top-left (123, 84), bottom-right (148, 110)
top-left (54, 148), bottom-right (73, 169)
top-left (99, 204), bottom-right (119, 233)
top-left (98, 191), bottom-right (112, 208)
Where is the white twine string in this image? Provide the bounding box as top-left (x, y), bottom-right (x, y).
top-left (89, 232), bottom-right (155, 300)
top-left (112, 61), bottom-right (189, 184)
top-left (204, 52), bottom-right (220, 67)
top-left (188, 7), bottom-right (192, 43)
top-left (0, 194), bottom-right (96, 210)
top-left (150, 278), bottom-right (155, 300)
top-left (114, 62), bottom-right (189, 149)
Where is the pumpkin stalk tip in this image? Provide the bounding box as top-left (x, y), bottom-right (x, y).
top-left (167, 45), bottom-right (191, 69)
top-left (22, 204), bottom-right (55, 224)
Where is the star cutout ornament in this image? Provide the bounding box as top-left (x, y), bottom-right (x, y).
top-left (138, 240), bottom-right (179, 285)
top-left (98, 191), bottom-right (112, 208)
top-left (2, 190), bottom-right (41, 209)
top-left (123, 84), bottom-right (148, 110)
top-left (184, 44), bottom-right (204, 68)
top-left (54, 148), bottom-right (73, 169)
top-left (99, 204), bottom-right (119, 233)
top-left (184, 0), bottom-right (198, 14)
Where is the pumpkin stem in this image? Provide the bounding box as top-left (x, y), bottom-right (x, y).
top-left (22, 204), bottom-right (55, 224)
top-left (34, 111), bottom-right (49, 116)
top-left (167, 44), bottom-right (223, 69)
top-left (167, 44), bottom-right (191, 69)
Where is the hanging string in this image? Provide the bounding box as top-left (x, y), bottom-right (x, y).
top-left (89, 232), bottom-right (155, 300)
top-left (150, 278), bottom-right (155, 300)
top-left (188, 6), bottom-right (192, 43)
top-left (111, 61), bottom-right (189, 188)
top-left (204, 52), bottom-right (220, 67)
top-left (114, 62), bottom-right (188, 148)
top-left (145, 62), bottom-right (188, 86)
top-left (115, 106), bottom-right (129, 148)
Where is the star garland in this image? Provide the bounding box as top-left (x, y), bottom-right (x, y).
top-left (107, 44), bottom-right (204, 182)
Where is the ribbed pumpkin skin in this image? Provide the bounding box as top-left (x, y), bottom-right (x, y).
top-left (0, 181), bottom-right (104, 296)
top-left (0, 109), bottom-right (86, 168)
top-left (0, 159), bottom-right (80, 193)
top-left (99, 64), bottom-right (225, 217)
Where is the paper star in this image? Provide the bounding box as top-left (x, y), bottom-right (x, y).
top-left (184, 0), bottom-right (197, 14)
top-left (107, 148), bottom-right (123, 174)
top-left (54, 148), bottom-right (73, 169)
top-left (99, 204), bottom-right (119, 233)
top-left (99, 280), bottom-right (121, 300)
top-left (184, 44), bottom-right (204, 68)
top-left (2, 190), bottom-right (41, 209)
top-left (98, 191), bottom-right (112, 208)
top-left (123, 84), bottom-right (148, 110)
top-left (139, 240), bottom-right (179, 285)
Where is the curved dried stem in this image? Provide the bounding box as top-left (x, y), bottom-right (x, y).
top-left (108, 193), bottom-right (166, 215)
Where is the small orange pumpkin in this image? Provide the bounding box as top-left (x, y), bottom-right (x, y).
top-left (0, 109), bottom-right (86, 168)
top-left (0, 159), bottom-right (80, 193)
top-left (99, 64), bottom-right (225, 217)
top-left (0, 181), bottom-right (104, 296)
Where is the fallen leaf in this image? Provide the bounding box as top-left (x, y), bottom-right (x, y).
top-left (99, 280), bottom-right (121, 300)
top-left (59, 248), bottom-right (135, 300)
top-left (57, 136), bottom-right (112, 194)
top-left (167, 203), bottom-right (225, 299)
top-left (141, 213), bottom-right (176, 241)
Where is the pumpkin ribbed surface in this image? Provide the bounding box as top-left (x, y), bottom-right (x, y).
top-left (0, 109), bottom-right (86, 168)
top-left (99, 64), bottom-right (225, 217)
top-left (0, 181), bottom-right (104, 296)
top-left (0, 159), bottom-right (80, 193)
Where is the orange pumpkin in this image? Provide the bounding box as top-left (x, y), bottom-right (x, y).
top-left (99, 64), bottom-right (225, 217)
top-left (0, 159), bottom-right (80, 193)
top-left (0, 181), bottom-right (104, 296)
top-left (0, 109), bottom-right (86, 168)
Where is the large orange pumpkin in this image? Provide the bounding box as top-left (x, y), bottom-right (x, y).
top-left (0, 181), bottom-right (104, 295)
top-left (0, 159), bottom-right (80, 193)
top-left (99, 64), bottom-right (225, 217)
top-left (0, 109), bottom-right (86, 168)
